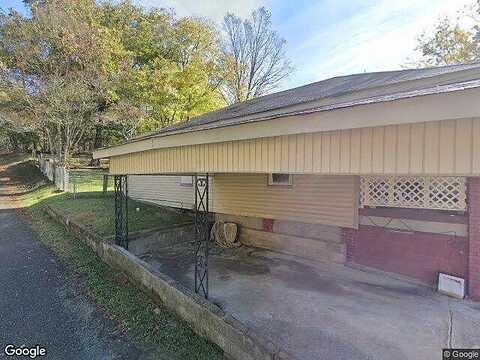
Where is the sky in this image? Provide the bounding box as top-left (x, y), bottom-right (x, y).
top-left (0, 0), bottom-right (476, 90)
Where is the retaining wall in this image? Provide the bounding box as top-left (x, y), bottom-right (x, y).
top-left (45, 206), bottom-right (295, 360)
top-left (127, 223), bottom-right (195, 254)
top-left (216, 213), bottom-right (345, 263)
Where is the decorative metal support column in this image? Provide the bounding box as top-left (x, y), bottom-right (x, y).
top-left (194, 174), bottom-right (210, 299)
top-left (125, 176), bottom-right (129, 250)
top-left (114, 175), bottom-right (129, 250)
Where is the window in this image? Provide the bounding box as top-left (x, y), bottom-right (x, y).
top-left (180, 176), bottom-right (193, 186)
top-left (268, 173), bottom-right (292, 186)
top-left (360, 176), bottom-right (466, 211)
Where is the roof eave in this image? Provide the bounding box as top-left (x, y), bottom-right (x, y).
top-left (93, 82), bottom-right (480, 159)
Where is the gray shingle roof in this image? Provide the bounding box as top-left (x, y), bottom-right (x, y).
top-left (134, 63), bottom-right (480, 141)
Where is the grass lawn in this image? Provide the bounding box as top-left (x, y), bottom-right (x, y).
top-left (7, 159), bottom-right (223, 360)
top-left (68, 169), bottom-right (112, 193)
top-left (8, 156), bottom-right (192, 236)
top-left (43, 192), bottom-right (193, 237)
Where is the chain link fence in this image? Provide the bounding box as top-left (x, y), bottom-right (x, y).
top-left (68, 169), bottom-right (113, 198)
top-left (37, 156), bottom-right (113, 198)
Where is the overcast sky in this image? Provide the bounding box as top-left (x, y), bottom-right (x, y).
top-left (1, 0), bottom-right (476, 90)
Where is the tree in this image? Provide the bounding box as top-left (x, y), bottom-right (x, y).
top-left (412, 17), bottom-right (479, 67)
top-left (0, 0), bottom-right (138, 164)
top-left (0, 1), bottom-right (115, 162)
top-left (472, 0), bottom-right (480, 45)
top-left (409, 1), bottom-right (480, 68)
top-left (98, 3), bottom-right (227, 131)
top-left (0, 116), bottom-right (38, 153)
top-left (132, 16), bottom-right (227, 131)
top-left (222, 7), bottom-right (292, 104)
top-left (0, 1), bottom-right (290, 159)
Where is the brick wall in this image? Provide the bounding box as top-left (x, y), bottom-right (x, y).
top-left (468, 178), bottom-right (480, 300)
top-left (347, 225), bottom-right (468, 286)
top-left (346, 208), bottom-right (469, 287)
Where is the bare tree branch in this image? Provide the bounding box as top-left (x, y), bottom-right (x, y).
top-left (222, 7), bottom-right (293, 104)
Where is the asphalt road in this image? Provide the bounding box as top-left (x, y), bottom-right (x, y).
top-left (0, 196), bottom-right (143, 360)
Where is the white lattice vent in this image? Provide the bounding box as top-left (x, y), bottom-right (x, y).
top-left (360, 176), bottom-right (466, 211)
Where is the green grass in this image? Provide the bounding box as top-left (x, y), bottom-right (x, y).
top-left (21, 190), bottom-right (192, 237)
top-left (11, 162), bottom-right (223, 359)
top-left (13, 160), bottom-right (192, 237)
top-left (20, 192), bottom-right (222, 359)
top-left (68, 169), bottom-right (113, 193)
top-left (70, 177), bottom-right (109, 193)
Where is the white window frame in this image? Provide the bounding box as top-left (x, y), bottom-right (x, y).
top-left (268, 173), bottom-right (293, 186)
top-left (180, 176), bottom-right (193, 186)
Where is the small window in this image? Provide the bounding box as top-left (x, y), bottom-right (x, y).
top-left (268, 173), bottom-right (292, 186)
top-left (180, 176), bottom-right (193, 186)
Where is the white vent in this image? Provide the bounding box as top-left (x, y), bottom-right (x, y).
top-left (360, 176), bottom-right (466, 211)
top-left (438, 273), bottom-right (465, 299)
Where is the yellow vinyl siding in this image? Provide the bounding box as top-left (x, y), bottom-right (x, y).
top-left (110, 118), bottom-right (480, 176)
top-left (212, 174), bottom-right (358, 228)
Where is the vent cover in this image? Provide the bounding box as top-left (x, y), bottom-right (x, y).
top-left (438, 273), bottom-right (465, 299)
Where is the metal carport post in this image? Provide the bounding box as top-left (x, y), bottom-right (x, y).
top-left (114, 175), bottom-right (129, 250)
top-left (194, 174), bottom-right (210, 299)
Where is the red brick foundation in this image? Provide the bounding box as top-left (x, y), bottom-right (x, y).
top-left (468, 178), bottom-right (480, 300)
top-left (346, 224), bottom-right (468, 286)
top-left (344, 180), bottom-right (480, 300)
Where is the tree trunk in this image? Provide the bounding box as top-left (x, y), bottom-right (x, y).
top-left (93, 125), bottom-right (103, 150)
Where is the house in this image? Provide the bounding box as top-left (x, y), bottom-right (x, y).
top-left (94, 63), bottom-right (480, 300)
top-left (128, 175), bottom-right (196, 209)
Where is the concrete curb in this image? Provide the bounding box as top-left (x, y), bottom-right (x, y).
top-left (45, 205), bottom-right (297, 360)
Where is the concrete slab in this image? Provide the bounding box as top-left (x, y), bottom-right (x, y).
top-left (131, 238), bottom-right (480, 360)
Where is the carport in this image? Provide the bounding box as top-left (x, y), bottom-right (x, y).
top-left (94, 64), bottom-right (480, 303)
top-left (111, 173), bottom-right (212, 298)
top-left (129, 232), bottom-right (480, 360)
top-left (93, 64), bottom-right (480, 359)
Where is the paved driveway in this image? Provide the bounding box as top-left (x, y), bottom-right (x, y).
top-left (0, 195), bottom-right (143, 359)
top-left (134, 236), bottom-right (480, 360)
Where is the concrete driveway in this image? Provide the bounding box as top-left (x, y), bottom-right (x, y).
top-left (134, 237), bottom-right (480, 360)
